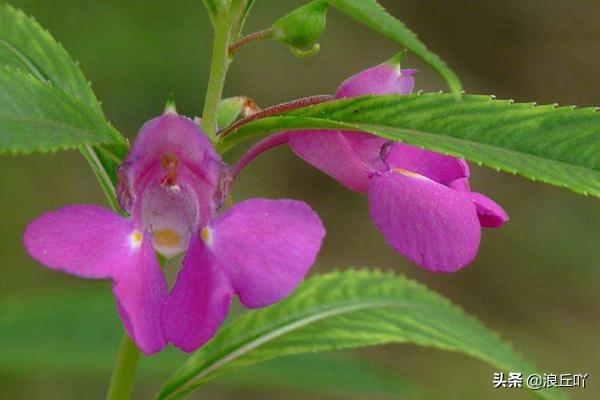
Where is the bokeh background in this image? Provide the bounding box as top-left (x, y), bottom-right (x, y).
top-left (1, 0), bottom-right (600, 399)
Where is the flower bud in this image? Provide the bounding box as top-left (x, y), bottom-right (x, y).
top-left (335, 51), bottom-right (417, 98)
top-left (217, 96), bottom-right (260, 129)
top-left (272, 1), bottom-right (328, 58)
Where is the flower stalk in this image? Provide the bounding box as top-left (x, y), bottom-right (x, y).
top-left (202, 18), bottom-right (232, 139)
top-left (202, 0), bottom-right (246, 139)
top-left (106, 334), bottom-right (141, 400)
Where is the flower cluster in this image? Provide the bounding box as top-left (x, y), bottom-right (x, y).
top-left (23, 56), bottom-right (507, 354)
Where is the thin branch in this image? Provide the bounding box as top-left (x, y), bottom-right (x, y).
top-left (217, 94), bottom-right (335, 139)
top-left (228, 28), bottom-right (273, 55)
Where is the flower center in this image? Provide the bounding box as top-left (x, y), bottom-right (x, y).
top-left (140, 181), bottom-right (200, 258)
top-left (154, 228), bottom-right (182, 249)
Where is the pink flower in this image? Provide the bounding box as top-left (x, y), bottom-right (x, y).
top-left (235, 56), bottom-right (508, 272)
top-left (24, 110), bottom-right (325, 354)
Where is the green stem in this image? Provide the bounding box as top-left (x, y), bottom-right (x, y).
top-left (202, 17), bottom-right (233, 139)
top-left (106, 333), bottom-right (142, 400)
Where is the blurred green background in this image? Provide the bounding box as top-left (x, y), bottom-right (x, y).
top-left (1, 0), bottom-right (600, 399)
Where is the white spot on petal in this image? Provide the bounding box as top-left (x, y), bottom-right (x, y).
top-left (130, 230), bottom-right (144, 249)
top-left (201, 226), bottom-right (213, 246)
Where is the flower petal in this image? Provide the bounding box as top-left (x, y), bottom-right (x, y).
top-left (289, 130), bottom-right (382, 192)
top-left (336, 63), bottom-right (416, 98)
top-left (136, 175), bottom-right (204, 258)
top-left (469, 192), bottom-right (509, 228)
top-left (162, 235), bottom-right (233, 352)
top-left (118, 114), bottom-right (223, 213)
top-left (368, 171), bottom-right (481, 272)
top-left (23, 205), bottom-right (137, 278)
top-left (113, 234), bottom-right (168, 355)
top-left (23, 205), bottom-right (168, 354)
top-left (447, 178), bottom-right (509, 228)
top-left (124, 113), bottom-right (219, 181)
top-left (448, 177), bottom-right (471, 192)
top-left (384, 143), bottom-right (469, 185)
top-left (207, 199), bottom-right (325, 308)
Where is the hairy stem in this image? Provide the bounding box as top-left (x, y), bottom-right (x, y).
top-left (106, 334), bottom-right (142, 400)
top-left (228, 28), bottom-right (273, 55)
top-left (218, 94), bottom-right (334, 139)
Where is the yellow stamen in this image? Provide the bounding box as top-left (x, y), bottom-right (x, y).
top-left (154, 229), bottom-right (182, 248)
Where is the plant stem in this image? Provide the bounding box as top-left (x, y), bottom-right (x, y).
top-left (217, 94), bottom-right (334, 139)
top-left (202, 17), bottom-right (233, 139)
top-left (228, 28), bottom-right (273, 55)
top-left (106, 333), bottom-right (142, 400)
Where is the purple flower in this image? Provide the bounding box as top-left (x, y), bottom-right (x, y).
top-left (23, 110), bottom-right (325, 354)
top-left (235, 56), bottom-right (508, 272)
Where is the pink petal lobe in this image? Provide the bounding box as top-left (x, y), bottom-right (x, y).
top-left (123, 114), bottom-right (219, 183)
top-left (469, 192), bottom-right (509, 228)
top-left (209, 199), bottom-right (325, 308)
top-left (448, 177), bottom-right (471, 192)
top-left (336, 63), bottom-right (416, 98)
top-left (288, 130), bottom-right (379, 192)
top-left (162, 235), bottom-right (233, 352)
top-left (384, 143), bottom-right (469, 185)
top-left (368, 171), bottom-right (481, 272)
top-left (23, 205), bottom-right (136, 278)
top-left (23, 205), bottom-right (168, 354)
top-left (113, 235), bottom-right (168, 355)
top-left (118, 114), bottom-right (223, 214)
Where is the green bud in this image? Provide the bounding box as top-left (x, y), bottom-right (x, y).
top-left (217, 96), bottom-right (260, 129)
top-left (272, 1), bottom-right (328, 57)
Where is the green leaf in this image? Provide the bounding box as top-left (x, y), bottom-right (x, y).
top-left (0, 3), bottom-right (101, 112)
top-left (0, 289), bottom-right (416, 399)
top-left (219, 93), bottom-right (600, 197)
top-left (0, 67), bottom-right (121, 154)
top-left (0, 4), bottom-right (128, 199)
top-left (322, 0), bottom-right (461, 95)
top-left (157, 270), bottom-right (566, 400)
